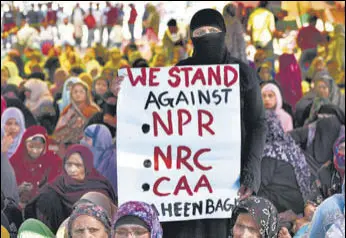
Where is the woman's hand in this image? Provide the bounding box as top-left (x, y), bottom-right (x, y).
top-left (1, 133), bottom-right (14, 153)
top-left (278, 227), bottom-right (292, 238)
top-left (238, 185), bottom-right (253, 200)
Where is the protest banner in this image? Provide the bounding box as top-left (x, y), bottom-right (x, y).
top-left (117, 65), bottom-right (241, 222)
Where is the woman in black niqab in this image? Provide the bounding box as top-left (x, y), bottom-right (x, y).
top-left (162, 9), bottom-right (267, 238)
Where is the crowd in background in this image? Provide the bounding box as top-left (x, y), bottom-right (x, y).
top-left (1, 1), bottom-right (345, 238)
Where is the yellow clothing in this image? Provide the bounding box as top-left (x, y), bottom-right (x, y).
top-left (24, 61), bottom-right (44, 75)
top-left (2, 61), bottom-right (23, 86)
top-left (247, 8), bottom-right (275, 47)
top-left (1, 226), bottom-right (10, 238)
top-left (104, 59), bottom-right (129, 71)
top-left (301, 80), bottom-right (310, 95)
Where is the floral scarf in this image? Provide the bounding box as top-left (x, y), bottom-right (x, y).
top-left (113, 201), bottom-right (163, 238)
top-left (230, 196), bottom-right (279, 238)
top-left (264, 110), bottom-right (312, 202)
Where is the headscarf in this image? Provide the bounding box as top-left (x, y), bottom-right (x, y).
top-left (49, 144), bottom-right (116, 209)
top-left (79, 72), bottom-right (93, 89)
top-left (69, 81), bottom-right (100, 118)
top-left (10, 126), bottom-right (62, 197)
top-left (78, 192), bottom-right (117, 218)
top-left (113, 201), bottom-right (163, 238)
top-left (264, 110), bottom-right (311, 201)
top-left (230, 196), bottom-right (279, 238)
top-left (262, 83), bottom-right (293, 132)
top-left (305, 97), bottom-right (330, 125)
top-left (313, 71), bottom-right (345, 112)
top-left (86, 59), bottom-right (102, 79)
top-left (333, 135), bottom-right (345, 177)
top-left (1, 61), bottom-right (23, 86)
top-left (4, 98), bottom-right (37, 128)
top-left (83, 124), bottom-right (117, 191)
top-left (1, 115), bottom-right (20, 203)
top-left (306, 56), bottom-right (325, 81)
top-left (276, 53), bottom-right (302, 111)
top-left (177, 8), bottom-right (257, 92)
top-left (56, 191), bottom-right (117, 238)
top-left (1, 107), bottom-right (26, 159)
top-left (68, 204), bottom-right (111, 238)
top-left (318, 104), bottom-right (345, 125)
top-left (58, 77), bottom-right (82, 112)
top-left (1, 97), bottom-right (6, 116)
top-left (188, 9), bottom-right (227, 65)
top-left (306, 71), bottom-right (345, 124)
top-left (17, 218), bottom-right (55, 238)
top-left (7, 51), bottom-right (25, 78)
top-left (24, 79), bottom-right (54, 118)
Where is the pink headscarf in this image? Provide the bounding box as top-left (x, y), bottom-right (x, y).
top-left (262, 83), bottom-right (293, 132)
top-left (275, 54), bottom-right (302, 112)
top-left (1, 96), bottom-right (6, 116)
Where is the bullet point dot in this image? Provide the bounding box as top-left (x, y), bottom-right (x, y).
top-left (142, 183), bottom-right (150, 192)
top-left (144, 159), bottom-right (152, 168)
top-left (142, 124), bottom-right (150, 134)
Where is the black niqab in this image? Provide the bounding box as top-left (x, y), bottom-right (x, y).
top-left (181, 9), bottom-right (228, 65)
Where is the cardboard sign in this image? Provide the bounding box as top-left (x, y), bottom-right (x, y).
top-left (117, 65), bottom-right (241, 222)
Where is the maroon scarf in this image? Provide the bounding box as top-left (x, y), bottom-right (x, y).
top-left (49, 144), bottom-right (116, 209)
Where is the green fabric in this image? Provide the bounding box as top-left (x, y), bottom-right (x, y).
top-left (301, 13), bottom-right (311, 26)
top-left (18, 219), bottom-right (55, 238)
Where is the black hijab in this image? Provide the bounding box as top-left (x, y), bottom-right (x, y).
top-left (178, 9), bottom-right (228, 65)
top-left (318, 104), bottom-right (345, 125)
top-left (177, 9), bottom-right (257, 91)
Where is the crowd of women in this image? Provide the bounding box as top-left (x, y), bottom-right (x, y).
top-left (1, 1), bottom-right (345, 238)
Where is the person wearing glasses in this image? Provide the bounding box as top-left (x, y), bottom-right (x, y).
top-left (113, 201), bottom-right (163, 238)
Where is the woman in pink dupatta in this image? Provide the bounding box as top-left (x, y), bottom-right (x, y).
top-left (275, 54), bottom-right (303, 112)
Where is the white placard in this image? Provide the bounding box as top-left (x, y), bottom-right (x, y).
top-left (117, 65), bottom-right (241, 222)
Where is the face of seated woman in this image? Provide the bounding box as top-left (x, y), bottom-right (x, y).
top-left (65, 152), bottom-right (86, 181)
top-left (71, 215), bottom-right (109, 238)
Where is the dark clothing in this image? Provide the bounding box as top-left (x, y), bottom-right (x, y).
top-left (163, 9), bottom-right (266, 238)
top-left (1, 152), bottom-right (19, 204)
top-left (26, 10), bottom-right (40, 25)
top-left (3, 11), bottom-right (15, 25)
top-left (86, 100), bottom-right (117, 138)
top-left (258, 157), bottom-right (305, 214)
top-left (44, 57), bottom-right (61, 83)
top-left (1, 198), bottom-right (23, 236)
top-left (294, 92), bottom-right (315, 127)
top-left (86, 112), bottom-right (116, 138)
top-left (24, 186), bottom-right (69, 234)
top-left (289, 116), bottom-right (343, 177)
top-left (308, 162), bottom-right (343, 205)
top-left (25, 145), bottom-right (116, 233)
top-left (178, 54), bottom-right (266, 193)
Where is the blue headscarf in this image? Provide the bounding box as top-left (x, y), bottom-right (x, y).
top-left (1, 107), bottom-right (26, 159)
top-left (57, 77), bottom-right (82, 112)
top-left (82, 124), bottom-right (117, 192)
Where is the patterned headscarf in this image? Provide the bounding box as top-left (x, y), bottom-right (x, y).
top-left (333, 134), bottom-right (345, 176)
top-left (264, 110), bottom-right (312, 202)
top-left (230, 196), bottom-right (279, 238)
top-left (113, 201), bottom-right (163, 238)
top-left (68, 203), bottom-right (112, 238)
